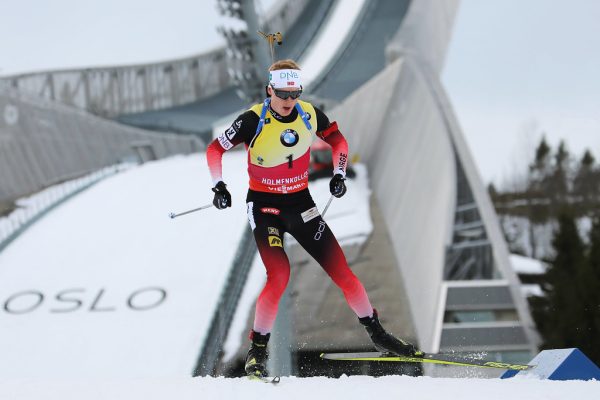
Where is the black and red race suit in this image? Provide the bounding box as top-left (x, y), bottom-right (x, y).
top-left (206, 100), bottom-right (373, 334)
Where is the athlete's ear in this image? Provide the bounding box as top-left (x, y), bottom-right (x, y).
top-left (265, 85), bottom-right (272, 98)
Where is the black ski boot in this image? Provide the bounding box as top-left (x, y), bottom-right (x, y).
top-left (245, 330), bottom-right (270, 377)
top-left (359, 309), bottom-right (423, 357)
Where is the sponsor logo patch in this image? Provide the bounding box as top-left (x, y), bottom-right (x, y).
top-left (280, 71), bottom-right (299, 79)
top-left (314, 220), bottom-right (326, 240)
top-left (222, 119), bottom-right (242, 142)
top-left (301, 207), bottom-right (320, 223)
top-left (338, 152), bottom-right (348, 170)
top-left (268, 227), bottom-right (280, 236)
top-left (225, 126), bottom-right (236, 140)
top-left (261, 207), bottom-right (281, 215)
top-left (217, 133), bottom-right (233, 150)
top-left (280, 129), bottom-right (299, 147)
top-left (269, 235), bottom-right (283, 247)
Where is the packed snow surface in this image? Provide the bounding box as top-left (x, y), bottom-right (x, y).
top-left (0, 375), bottom-right (597, 400)
top-left (0, 152), bottom-right (373, 380)
top-left (0, 153), bottom-right (253, 379)
top-left (509, 253), bottom-right (548, 275)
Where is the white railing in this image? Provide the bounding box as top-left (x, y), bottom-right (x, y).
top-left (0, 164), bottom-right (133, 253)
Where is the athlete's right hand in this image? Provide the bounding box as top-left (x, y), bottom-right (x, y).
top-left (329, 173), bottom-right (347, 198)
top-left (212, 181), bottom-right (232, 209)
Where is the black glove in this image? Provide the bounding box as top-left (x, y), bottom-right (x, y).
top-left (212, 181), bottom-right (232, 209)
top-left (329, 173), bottom-right (347, 198)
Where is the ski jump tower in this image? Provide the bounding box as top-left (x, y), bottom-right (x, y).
top-left (324, 0), bottom-right (540, 361)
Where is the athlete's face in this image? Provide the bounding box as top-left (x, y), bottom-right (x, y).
top-left (268, 86), bottom-right (300, 116)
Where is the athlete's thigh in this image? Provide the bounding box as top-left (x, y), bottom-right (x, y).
top-left (247, 201), bottom-right (288, 262)
top-left (287, 204), bottom-right (340, 265)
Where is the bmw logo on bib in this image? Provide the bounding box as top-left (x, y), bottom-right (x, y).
top-left (280, 129), bottom-right (299, 147)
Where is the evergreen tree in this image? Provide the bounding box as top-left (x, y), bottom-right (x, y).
top-left (488, 183), bottom-right (498, 200)
top-left (490, 135), bottom-right (600, 361)
top-left (580, 215), bottom-right (600, 363)
top-left (546, 141), bottom-right (570, 203)
top-left (526, 136), bottom-right (553, 256)
top-left (573, 150), bottom-right (598, 207)
top-left (530, 209), bottom-right (589, 352)
top-left (528, 136), bottom-right (552, 194)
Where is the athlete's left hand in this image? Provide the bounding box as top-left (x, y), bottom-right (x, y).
top-left (212, 181), bottom-right (232, 209)
top-left (329, 174), bottom-right (347, 198)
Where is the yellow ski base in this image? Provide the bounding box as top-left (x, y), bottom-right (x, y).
top-left (320, 352), bottom-right (534, 371)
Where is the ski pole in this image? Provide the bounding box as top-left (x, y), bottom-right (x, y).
top-left (169, 203), bottom-right (213, 219)
top-left (321, 195), bottom-right (334, 218)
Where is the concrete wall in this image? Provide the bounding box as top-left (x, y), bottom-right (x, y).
top-left (325, 0), bottom-right (539, 354)
top-left (0, 88), bottom-right (201, 203)
top-left (328, 58), bottom-right (457, 352)
top-left (386, 0), bottom-right (460, 75)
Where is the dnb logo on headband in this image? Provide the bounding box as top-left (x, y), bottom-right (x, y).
top-left (280, 129), bottom-right (299, 147)
top-left (279, 70), bottom-right (299, 79)
top-left (269, 69), bottom-right (302, 88)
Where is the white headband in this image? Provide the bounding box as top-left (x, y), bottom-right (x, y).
top-left (269, 69), bottom-right (302, 89)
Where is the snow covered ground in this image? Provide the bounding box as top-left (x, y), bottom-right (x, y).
top-left (0, 165), bottom-right (129, 248)
top-left (500, 214), bottom-right (594, 261)
top-left (509, 254), bottom-right (548, 275)
top-left (0, 153), bottom-right (252, 379)
top-left (0, 152), bottom-right (374, 380)
top-left (509, 254), bottom-right (548, 297)
top-left (0, 375), bottom-right (597, 400)
top-left (2, 155), bottom-right (598, 399)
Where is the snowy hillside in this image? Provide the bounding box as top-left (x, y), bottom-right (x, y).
top-left (2, 155), bottom-right (597, 398)
top-left (0, 153), bottom-right (252, 379)
top-left (0, 152), bottom-right (374, 380)
top-left (500, 214), bottom-right (594, 260)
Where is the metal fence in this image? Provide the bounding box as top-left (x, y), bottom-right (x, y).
top-left (0, 0), bottom-right (310, 119)
top-left (0, 49), bottom-right (230, 119)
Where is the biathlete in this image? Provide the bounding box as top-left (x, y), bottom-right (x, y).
top-left (206, 59), bottom-right (422, 377)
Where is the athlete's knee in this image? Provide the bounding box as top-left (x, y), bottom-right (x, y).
top-left (330, 267), bottom-right (362, 292)
top-left (265, 268), bottom-right (290, 295)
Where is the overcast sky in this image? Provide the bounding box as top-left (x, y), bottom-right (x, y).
top-left (442, 0), bottom-right (600, 187)
top-left (0, 0), bottom-right (225, 72)
top-left (1, 0), bottom-right (599, 187)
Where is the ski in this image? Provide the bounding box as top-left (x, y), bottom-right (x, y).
top-left (320, 352), bottom-right (534, 371)
top-left (246, 373), bottom-right (281, 384)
